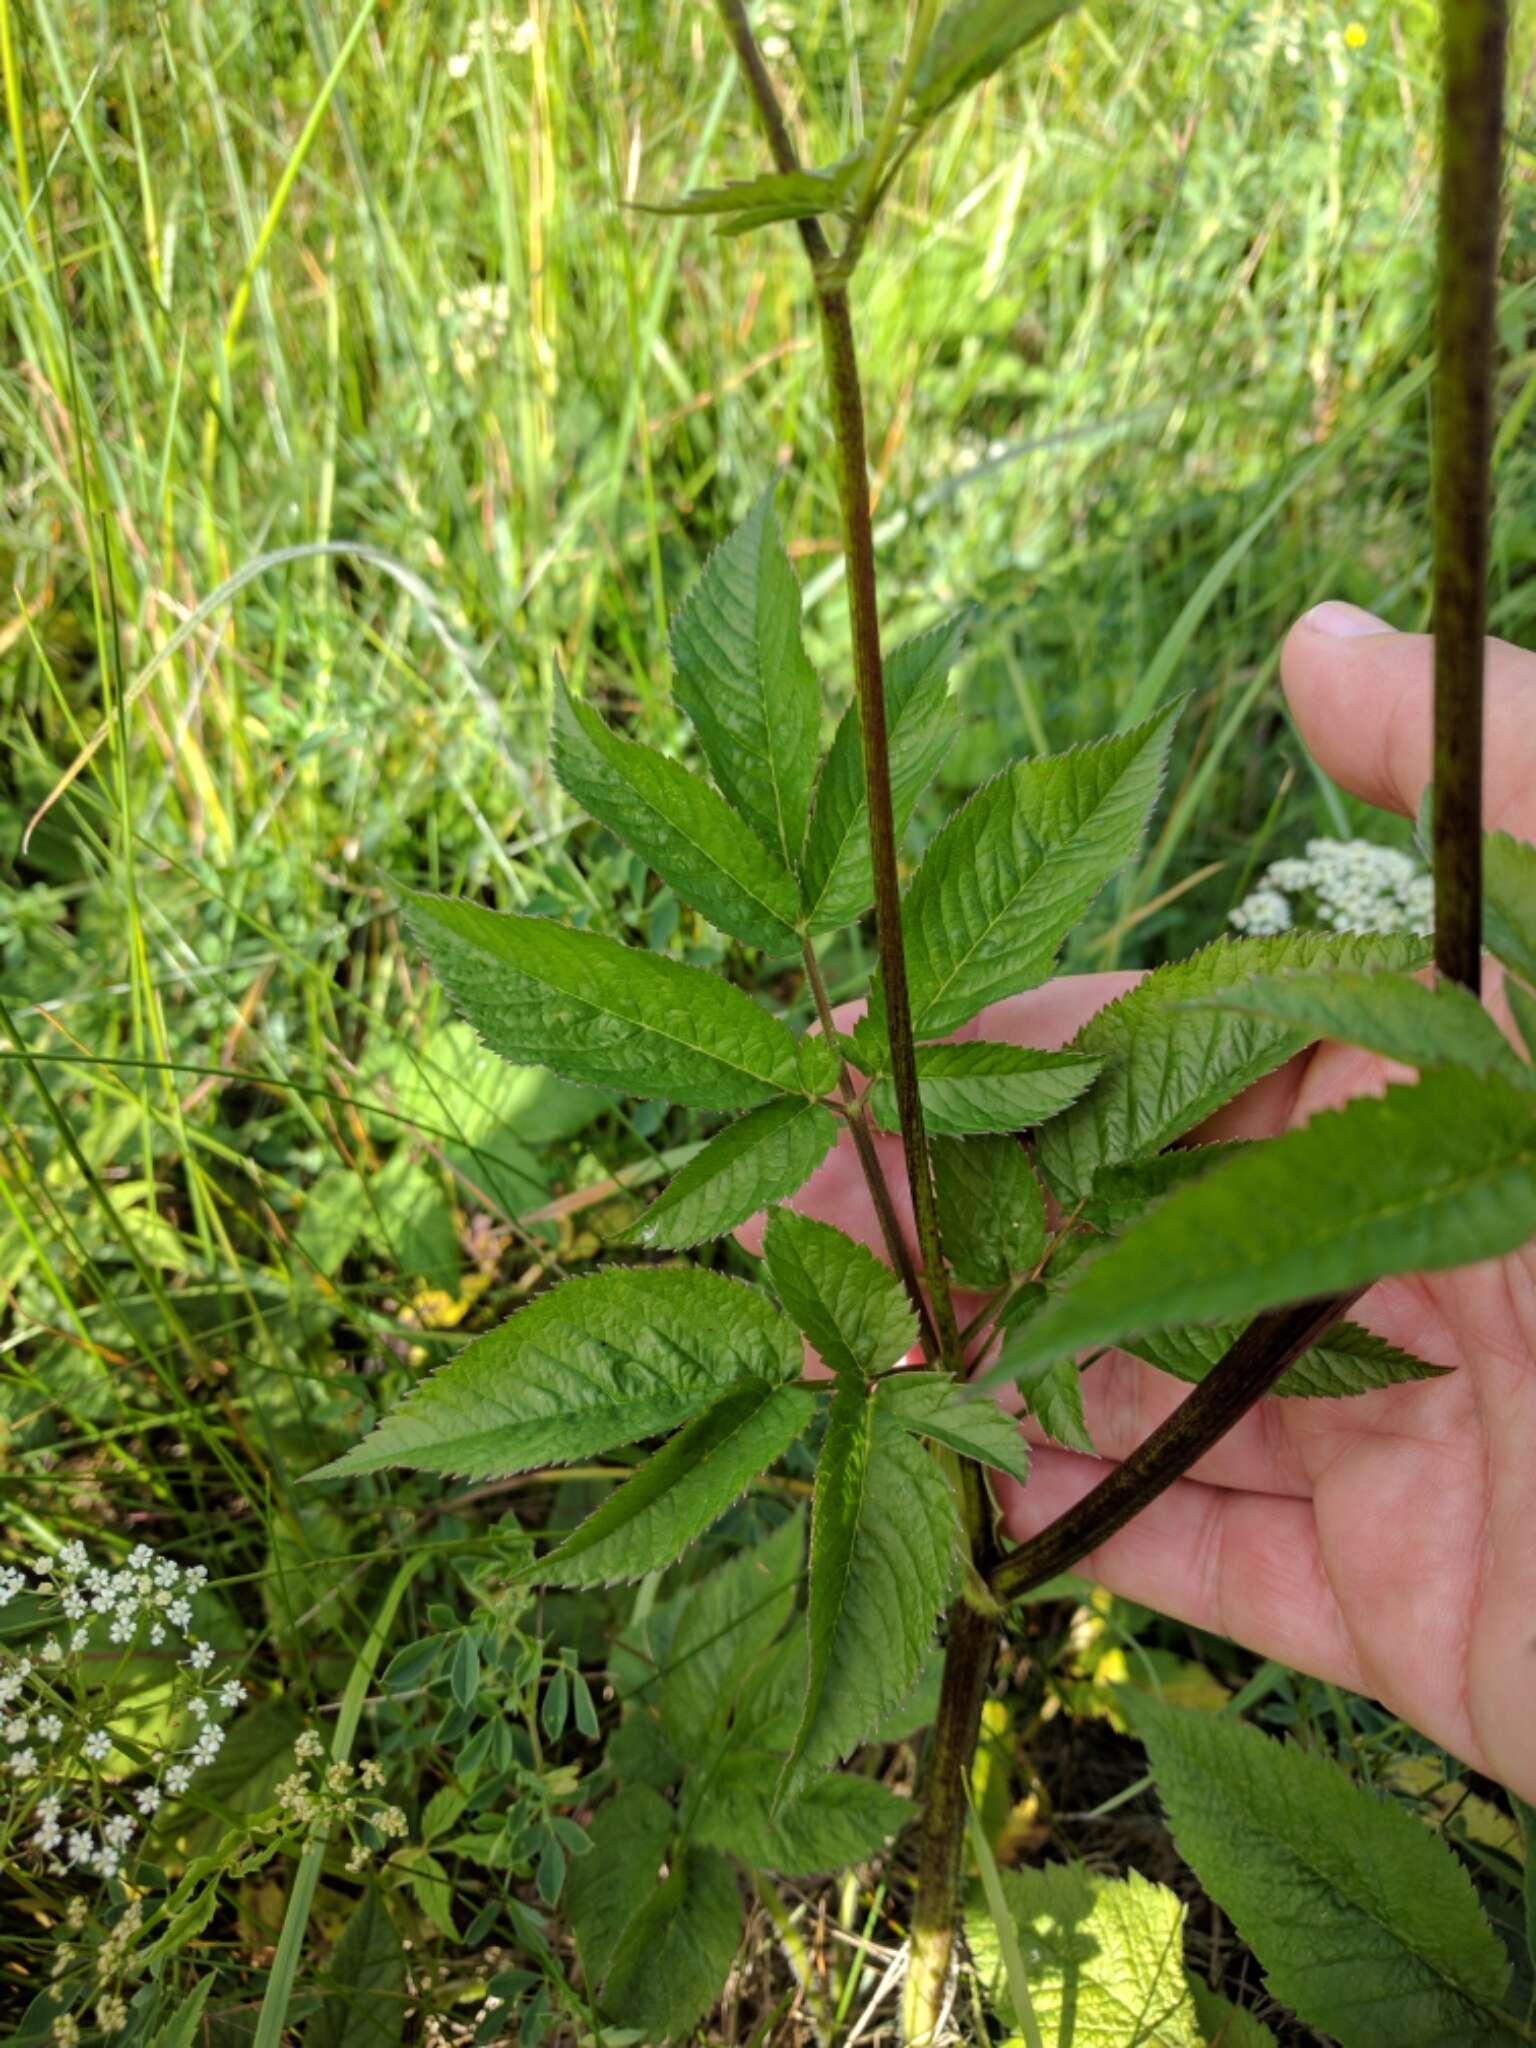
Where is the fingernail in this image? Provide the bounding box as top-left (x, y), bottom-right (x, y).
top-left (1303, 600), bottom-right (1394, 638)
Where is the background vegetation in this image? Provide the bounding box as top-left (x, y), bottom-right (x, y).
top-left (3, 0), bottom-right (1535, 2040)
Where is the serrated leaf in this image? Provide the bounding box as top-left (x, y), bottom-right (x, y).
top-left (886, 704), bottom-right (1178, 1039)
top-left (994, 1066), bottom-right (1536, 1386)
top-left (302, 1888), bottom-right (404, 2048)
top-left (1036, 930), bottom-right (1430, 1200)
top-left (318, 1267), bottom-right (801, 1480)
top-left (565, 1783), bottom-right (674, 1986)
top-left (671, 492), bottom-right (819, 867)
top-left (1485, 828), bottom-right (1536, 987)
top-left (551, 678), bottom-right (801, 950)
top-left (533, 1381), bottom-right (816, 1587)
top-left (910, 0), bottom-right (1080, 121)
top-left (762, 1207), bottom-right (919, 1378)
top-left (1081, 1144), bottom-right (1251, 1232)
top-left (150, 1980), bottom-right (213, 2048)
top-left (801, 613), bottom-right (966, 933)
top-left (1013, 1352), bottom-right (1095, 1454)
top-left (622, 1098), bottom-right (838, 1249)
top-left (660, 1513), bottom-right (804, 1754)
top-left (687, 1752), bottom-right (910, 1875)
top-left (781, 1380), bottom-right (957, 1799)
top-left (1127, 1317), bottom-right (1450, 1401)
top-left (1188, 1980), bottom-right (1279, 2048)
top-left (1121, 1691), bottom-right (1521, 2047)
top-left (1193, 968), bottom-right (1531, 1089)
top-left (875, 1371), bottom-right (1031, 1484)
top-left (639, 146), bottom-right (871, 236)
top-left (865, 1039), bottom-right (1102, 1136)
top-left (967, 1862), bottom-right (1203, 2047)
top-left (931, 1134), bottom-right (1046, 1288)
top-left (601, 1846), bottom-right (742, 2040)
top-left (401, 888), bottom-right (833, 1111)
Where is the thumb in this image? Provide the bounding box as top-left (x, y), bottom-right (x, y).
top-left (1280, 603), bottom-right (1536, 837)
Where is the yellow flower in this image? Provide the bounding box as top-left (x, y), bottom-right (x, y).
top-left (1343, 20), bottom-right (1367, 48)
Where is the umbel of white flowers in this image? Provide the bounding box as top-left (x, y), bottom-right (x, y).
top-left (1230, 836), bottom-right (1433, 938)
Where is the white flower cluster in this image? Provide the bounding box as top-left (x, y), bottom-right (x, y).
top-left (1230, 837), bottom-right (1433, 939)
top-left (1, 1541), bottom-right (245, 1884)
top-left (433, 282), bottom-right (512, 382)
top-left (446, 11), bottom-right (536, 79)
top-left (274, 1732), bottom-right (406, 1873)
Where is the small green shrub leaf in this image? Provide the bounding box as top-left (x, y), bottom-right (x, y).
top-left (931, 1133), bottom-right (1046, 1287)
top-left (565, 1783), bottom-right (674, 1986)
top-left (401, 889), bottom-right (832, 1111)
top-left (687, 1753), bottom-right (910, 1876)
top-left (762, 1207), bottom-right (919, 1377)
top-left (1036, 930), bottom-right (1430, 1199)
top-left (640, 146), bottom-right (871, 236)
top-left (995, 1066), bottom-right (1536, 1383)
top-left (302, 1888), bottom-right (405, 2048)
top-left (551, 678), bottom-right (800, 950)
top-left (533, 1381), bottom-right (817, 1587)
top-left (782, 1379), bottom-right (957, 1799)
top-left (1127, 1317), bottom-right (1450, 1400)
top-left (1485, 828), bottom-right (1536, 987)
top-left (910, 0), bottom-right (1081, 122)
top-left (660, 1513), bottom-right (804, 1755)
top-left (967, 1862), bottom-right (1202, 2047)
top-left (317, 1268), bottom-right (801, 1479)
top-left (876, 1371), bottom-right (1031, 1484)
top-left (622, 1098), bottom-right (838, 1249)
top-left (671, 492), bottom-right (820, 867)
top-left (601, 1846), bottom-right (742, 2041)
top-left (865, 1039), bottom-right (1101, 1135)
top-left (801, 613), bottom-right (966, 933)
top-left (887, 703), bottom-right (1177, 1039)
top-left (1122, 1692), bottom-right (1522, 2047)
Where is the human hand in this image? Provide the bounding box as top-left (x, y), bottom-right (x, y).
top-left (753, 604), bottom-right (1536, 1801)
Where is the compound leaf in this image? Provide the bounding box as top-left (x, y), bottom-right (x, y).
top-left (622, 1098), bottom-right (838, 1250)
top-left (317, 1268), bottom-right (800, 1480)
top-left (931, 1133), bottom-right (1046, 1288)
top-left (1036, 930), bottom-right (1429, 1200)
top-left (1127, 1317), bottom-right (1450, 1401)
top-left (671, 492), bottom-right (819, 867)
top-left (801, 612), bottom-right (966, 933)
top-left (762, 1207), bottom-right (919, 1378)
top-left (660, 1513), bottom-right (804, 1755)
top-left (601, 1846), bottom-right (742, 2041)
top-left (888, 703), bottom-right (1177, 1039)
top-left (866, 1039), bottom-right (1101, 1136)
top-left (687, 1753), bottom-right (910, 1876)
top-left (566, 1783), bottom-right (675, 1986)
top-left (401, 889), bottom-right (834, 1111)
top-left (640, 146), bottom-right (871, 236)
top-left (782, 1379), bottom-right (957, 1799)
top-left (876, 1371), bottom-right (1031, 1484)
top-left (993, 1066), bottom-right (1536, 1386)
top-left (551, 679), bottom-right (800, 951)
top-left (910, 0), bottom-right (1080, 122)
top-left (1122, 1691), bottom-right (1521, 2048)
top-left (533, 1381), bottom-right (817, 1587)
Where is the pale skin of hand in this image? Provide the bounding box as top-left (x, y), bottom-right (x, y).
top-left (746, 603), bottom-right (1536, 1804)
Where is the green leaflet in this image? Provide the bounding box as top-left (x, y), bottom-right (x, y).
top-left (150, 1981), bottom-right (215, 2048)
top-left (551, 679), bottom-right (800, 950)
top-left (1127, 1318), bottom-right (1449, 1401)
top-left (565, 1783), bottom-right (674, 1985)
top-left (601, 1846), bottom-right (742, 2041)
top-left (1081, 1144), bottom-right (1251, 1231)
top-left (301, 1888), bottom-right (404, 2048)
top-left (638, 146), bottom-right (871, 236)
top-left (1188, 1981), bottom-right (1279, 2048)
top-left (316, 1267), bottom-right (801, 1480)
top-left (1485, 827), bottom-right (1536, 987)
top-left (865, 1039), bottom-right (1102, 1136)
top-left (887, 703), bottom-right (1177, 1039)
top-left (686, 1752), bottom-right (910, 1876)
top-left (660, 1514), bottom-right (804, 1755)
top-left (670, 492), bottom-right (820, 867)
top-left (967, 1863), bottom-right (1203, 2048)
top-left (1195, 967), bottom-right (1531, 1090)
top-left (801, 612), bottom-right (967, 934)
top-left (1122, 1692), bottom-right (1522, 2048)
top-left (533, 1381), bottom-right (816, 1587)
top-left (781, 1380), bottom-right (958, 1800)
top-left (622, 1098), bottom-right (838, 1249)
top-left (991, 1066), bottom-right (1536, 1386)
top-left (931, 1134), bottom-right (1046, 1288)
top-left (401, 889), bottom-right (834, 1111)
top-left (1508, 976), bottom-right (1536, 1063)
top-left (910, 0), bottom-right (1081, 121)
top-left (875, 1371), bottom-right (1031, 1484)
top-left (762, 1207), bottom-right (919, 1378)
top-left (1012, 1353), bottom-right (1095, 1454)
top-left (1036, 929), bottom-right (1430, 1200)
